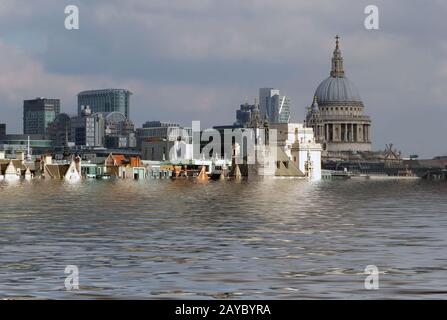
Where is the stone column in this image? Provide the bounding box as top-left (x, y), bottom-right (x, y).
top-left (357, 124), bottom-right (361, 142)
top-left (346, 124), bottom-right (349, 141)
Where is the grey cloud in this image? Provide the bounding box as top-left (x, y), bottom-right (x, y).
top-left (0, 0), bottom-right (446, 157)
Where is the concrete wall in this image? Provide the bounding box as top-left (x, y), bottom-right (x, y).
top-left (141, 140), bottom-right (193, 161)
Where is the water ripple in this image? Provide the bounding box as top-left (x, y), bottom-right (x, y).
top-left (0, 179), bottom-right (446, 299)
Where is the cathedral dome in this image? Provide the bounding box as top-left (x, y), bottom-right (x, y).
top-left (315, 76), bottom-right (361, 103)
top-left (306, 36), bottom-right (372, 154)
top-left (314, 35), bottom-right (362, 104)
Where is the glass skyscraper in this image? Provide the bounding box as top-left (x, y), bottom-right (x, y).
top-left (23, 98), bottom-right (60, 135)
top-left (275, 95), bottom-right (291, 123)
top-left (259, 88), bottom-right (291, 124)
top-left (77, 89), bottom-right (132, 119)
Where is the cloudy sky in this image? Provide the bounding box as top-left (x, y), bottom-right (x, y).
top-left (0, 0), bottom-right (446, 157)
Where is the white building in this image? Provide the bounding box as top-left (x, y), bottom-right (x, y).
top-left (270, 123), bottom-right (322, 181)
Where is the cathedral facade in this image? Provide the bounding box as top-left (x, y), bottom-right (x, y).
top-left (306, 36), bottom-right (372, 154)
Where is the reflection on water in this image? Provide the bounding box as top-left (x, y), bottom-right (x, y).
top-left (0, 178), bottom-right (446, 299)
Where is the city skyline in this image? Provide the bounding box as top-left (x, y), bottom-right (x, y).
top-left (1, 1), bottom-right (446, 157)
top-left (1, 1), bottom-right (447, 304)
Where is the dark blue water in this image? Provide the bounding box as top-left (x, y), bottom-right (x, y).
top-left (0, 178), bottom-right (446, 299)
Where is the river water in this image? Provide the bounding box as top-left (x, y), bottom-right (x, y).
top-left (0, 178), bottom-right (446, 299)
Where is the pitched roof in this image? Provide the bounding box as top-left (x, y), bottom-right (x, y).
top-left (45, 164), bottom-right (69, 179)
top-left (105, 153), bottom-right (127, 166)
top-left (112, 155), bottom-right (126, 165)
top-left (0, 160), bottom-right (26, 175)
top-left (274, 147), bottom-right (305, 177)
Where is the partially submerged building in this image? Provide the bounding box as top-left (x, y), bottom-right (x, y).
top-left (0, 151), bottom-right (31, 180)
top-left (103, 153), bottom-right (147, 179)
top-left (41, 156), bottom-right (82, 181)
top-left (270, 123), bottom-right (322, 180)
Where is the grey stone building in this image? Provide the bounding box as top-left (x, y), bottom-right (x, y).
top-left (305, 36), bottom-right (372, 154)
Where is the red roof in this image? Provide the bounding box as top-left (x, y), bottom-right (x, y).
top-left (111, 155), bottom-right (126, 165)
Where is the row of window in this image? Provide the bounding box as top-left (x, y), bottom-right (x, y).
top-left (320, 106), bottom-right (362, 112)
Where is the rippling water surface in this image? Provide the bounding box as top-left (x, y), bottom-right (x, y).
top-left (0, 178), bottom-right (446, 299)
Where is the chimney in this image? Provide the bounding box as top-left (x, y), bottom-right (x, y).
top-left (44, 155), bottom-right (52, 165)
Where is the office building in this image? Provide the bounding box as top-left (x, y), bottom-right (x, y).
top-left (47, 113), bottom-right (72, 147)
top-left (0, 134), bottom-right (53, 156)
top-left (137, 121), bottom-right (192, 161)
top-left (70, 106), bottom-right (105, 147)
top-left (259, 88), bottom-right (290, 124)
top-left (136, 121), bottom-right (192, 149)
top-left (235, 102), bottom-right (258, 127)
top-left (102, 112), bottom-right (136, 148)
top-left (77, 89), bottom-right (132, 118)
top-left (23, 98), bottom-right (60, 134)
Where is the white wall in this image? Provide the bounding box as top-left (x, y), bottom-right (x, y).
top-left (271, 123), bottom-right (322, 180)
